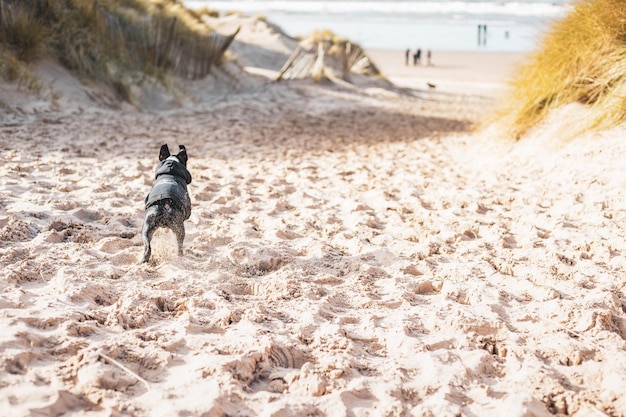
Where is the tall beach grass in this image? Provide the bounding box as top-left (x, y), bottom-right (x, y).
top-left (0, 0), bottom-right (237, 98)
top-left (498, 0), bottom-right (626, 139)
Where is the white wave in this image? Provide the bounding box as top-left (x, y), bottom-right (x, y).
top-left (184, 0), bottom-right (571, 18)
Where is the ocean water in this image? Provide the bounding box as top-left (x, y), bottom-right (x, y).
top-left (183, 0), bottom-right (572, 52)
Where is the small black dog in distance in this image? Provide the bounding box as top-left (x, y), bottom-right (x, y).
top-left (141, 144), bottom-right (192, 263)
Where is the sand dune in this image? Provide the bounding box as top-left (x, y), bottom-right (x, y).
top-left (1, 15), bottom-right (626, 417)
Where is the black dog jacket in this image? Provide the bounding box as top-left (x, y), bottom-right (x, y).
top-left (145, 157), bottom-right (192, 219)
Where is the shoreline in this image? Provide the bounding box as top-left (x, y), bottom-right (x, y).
top-left (184, 0), bottom-right (565, 52)
top-left (361, 48), bottom-right (527, 102)
top-left (365, 48), bottom-right (527, 85)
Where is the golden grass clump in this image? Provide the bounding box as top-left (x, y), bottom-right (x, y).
top-left (189, 7), bottom-right (220, 20)
top-left (301, 28), bottom-right (347, 46)
top-left (0, 49), bottom-right (42, 93)
top-left (0, 2), bottom-right (47, 62)
top-left (499, 0), bottom-right (626, 139)
top-left (0, 51), bottom-right (20, 80)
top-left (148, 0), bottom-right (214, 35)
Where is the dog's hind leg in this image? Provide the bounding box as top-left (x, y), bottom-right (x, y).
top-left (140, 206), bottom-right (158, 264)
top-left (172, 220), bottom-right (185, 257)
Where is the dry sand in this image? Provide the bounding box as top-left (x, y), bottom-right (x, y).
top-left (1, 15), bottom-right (626, 417)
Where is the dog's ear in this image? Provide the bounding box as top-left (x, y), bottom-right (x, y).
top-left (159, 144), bottom-right (170, 161)
top-left (177, 145), bottom-right (188, 166)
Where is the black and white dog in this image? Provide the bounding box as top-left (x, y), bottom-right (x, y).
top-left (141, 144), bottom-right (192, 263)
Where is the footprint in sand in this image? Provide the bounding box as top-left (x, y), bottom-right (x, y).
top-left (70, 208), bottom-right (102, 222)
top-left (218, 339), bottom-right (313, 395)
top-left (227, 244), bottom-right (292, 277)
top-left (0, 215), bottom-right (38, 243)
top-left (276, 229), bottom-right (302, 240)
top-left (27, 391), bottom-right (92, 417)
top-left (51, 200), bottom-right (79, 210)
top-left (48, 221), bottom-right (98, 244)
top-left (195, 182), bottom-right (221, 201)
top-left (94, 236), bottom-right (138, 265)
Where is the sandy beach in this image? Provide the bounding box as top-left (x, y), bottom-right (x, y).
top-left (367, 49), bottom-right (524, 82)
top-left (1, 15), bottom-right (625, 417)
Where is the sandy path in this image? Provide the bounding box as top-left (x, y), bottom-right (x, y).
top-left (1, 53), bottom-right (626, 417)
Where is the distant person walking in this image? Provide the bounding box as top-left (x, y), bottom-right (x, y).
top-left (427, 50), bottom-right (432, 66)
top-left (478, 24), bottom-right (488, 46)
top-left (413, 48), bottom-right (422, 66)
top-left (405, 48), bottom-right (410, 66)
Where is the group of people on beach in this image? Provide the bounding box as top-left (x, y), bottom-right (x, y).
top-left (405, 48), bottom-right (432, 66)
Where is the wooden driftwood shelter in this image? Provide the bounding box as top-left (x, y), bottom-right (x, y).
top-left (276, 36), bottom-right (381, 83)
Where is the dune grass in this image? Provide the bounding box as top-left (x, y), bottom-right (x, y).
top-left (0, 49), bottom-right (42, 94)
top-left (0, 0), bottom-right (237, 99)
top-left (498, 0), bottom-right (626, 139)
top-left (0, 3), bottom-right (47, 62)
